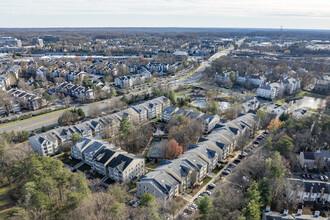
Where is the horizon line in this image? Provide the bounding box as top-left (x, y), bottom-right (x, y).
top-left (0, 26), bottom-right (330, 32)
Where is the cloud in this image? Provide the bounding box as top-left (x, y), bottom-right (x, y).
top-left (1, 0), bottom-right (330, 19)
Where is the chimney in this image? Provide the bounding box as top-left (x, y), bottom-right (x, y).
top-left (297, 209), bottom-right (303, 215)
top-left (283, 210), bottom-right (289, 216)
top-left (319, 187), bottom-right (325, 200)
top-left (265, 206), bottom-right (271, 212)
top-left (314, 211), bottom-right (320, 217)
top-left (308, 186), bottom-right (313, 201)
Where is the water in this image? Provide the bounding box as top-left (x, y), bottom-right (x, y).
top-left (290, 96), bottom-right (325, 109)
top-left (194, 99), bottom-right (208, 108)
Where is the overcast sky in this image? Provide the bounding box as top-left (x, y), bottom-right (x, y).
top-left (1, 0), bottom-right (329, 29)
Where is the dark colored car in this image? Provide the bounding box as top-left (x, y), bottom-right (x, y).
top-left (253, 141), bottom-right (260, 145)
top-left (234, 159), bottom-right (241, 164)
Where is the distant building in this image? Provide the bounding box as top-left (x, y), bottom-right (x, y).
top-left (215, 70), bottom-right (231, 84)
top-left (31, 38), bottom-right (44, 47)
top-left (0, 37), bottom-right (22, 47)
top-left (242, 97), bottom-right (260, 113)
top-left (283, 77), bottom-right (300, 95)
top-left (237, 74), bottom-right (266, 87)
top-left (42, 35), bottom-right (59, 43)
top-left (257, 82), bottom-right (284, 100)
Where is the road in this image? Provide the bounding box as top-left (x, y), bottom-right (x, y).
top-left (0, 39), bottom-right (244, 134)
top-left (0, 93), bottom-right (144, 133)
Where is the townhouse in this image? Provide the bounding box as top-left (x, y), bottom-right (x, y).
top-left (137, 170), bottom-right (180, 199)
top-left (71, 138), bottom-right (145, 183)
top-left (287, 179), bottom-right (330, 204)
top-left (215, 70), bottom-right (231, 84)
top-left (237, 74), bottom-right (266, 87)
top-left (29, 132), bottom-right (59, 156)
top-left (257, 82), bottom-right (284, 100)
top-left (283, 77), bottom-right (300, 95)
top-left (299, 150), bottom-right (330, 170)
top-left (161, 106), bottom-right (179, 121)
top-left (242, 97), bottom-right (260, 113)
top-left (107, 153), bottom-right (145, 183)
top-left (56, 82), bottom-right (95, 100)
top-left (263, 209), bottom-right (328, 220)
top-left (137, 113), bottom-right (260, 199)
top-left (165, 107), bottom-right (220, 134)
top-left (29, 96), bottom-right (169, 156)
top-left (114, 71), bottom-right (151, 89)
top-left (0, 65), bottom-right (20, 90)
top-left (67, 71), bottom-right (87, 82)
top-left (7, 88), bottom-right (43, 111)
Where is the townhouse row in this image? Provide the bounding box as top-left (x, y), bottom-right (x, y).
top-left (161, 106), bottom-right (221, 134)
top-left (29, 96), bottom-right (170, 156)
top-left (137, 113), bottom-right (260, 199)
top-left (71, 138), bottom-right (145, 183)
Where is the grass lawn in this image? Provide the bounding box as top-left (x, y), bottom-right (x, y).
top-left (151, 118), bottom-right (160, 122)
top-left (212, 165), bottom-right (224, 175)
top-left (127, 183), bottom-right (137, 190)
top-left (203, 177), bottom-right (212, 185)
top-left (145, 160), bottom-right (161, 169)
top-left (274, 99), bottom-right (286, 105)
top-left (0, 185), bottom-right (16, 219)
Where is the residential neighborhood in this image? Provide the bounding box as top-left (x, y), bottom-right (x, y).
top-left (0, 27), bottom-right (329, 220)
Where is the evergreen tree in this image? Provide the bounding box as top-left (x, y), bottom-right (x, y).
top-left (197, 195), bottom-right (212, 215)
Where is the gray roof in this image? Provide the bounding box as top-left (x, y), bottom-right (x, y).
top-left (140, 170), bottom-right (180, 196)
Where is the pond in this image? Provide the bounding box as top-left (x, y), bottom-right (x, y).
top-left (190, 99), bottom-right (208, 108)
top-left (290, 96), bottom-right (325, 109)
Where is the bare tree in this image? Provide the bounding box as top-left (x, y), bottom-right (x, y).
top-left (315, 155), bottom-right (325, 171)
top-left (88, 105), bottom-right (100, 118)
top-left (64, 96), bottom-right (72, 106)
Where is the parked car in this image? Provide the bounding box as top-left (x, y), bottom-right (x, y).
top-left (190, 203), bottom-right (198, 210)
top-left (306, 174), bottom-right (311, 179)
top-left (253, 141), bottom-right (260, 145)
top-left (209, 183), bottom-right (216, 188)
top-left (310, 174), bottom-right (314, 179)
top-left (224, 168), bottom-right (232, 173)
top-left (301, 174), bottom-right (306, 179)
top-left (239, 154), bottom-right (246, 159)
top-left (222, 171), bottom-right (230, 175)
top-left (229, 162), bottom-right (237, 167)
top-left (204, 190), bottom-right (212, 196)
top-left (257, 135), bottom-right (264, 140)
top-left (132, 200), bottom-right (140, 208)
top-left (234, 159), bottom-right (241, 164)
top-left (264, 131), bottom-right (269, 134)
top-left (319, 175), bottom-right (324, 181)
top-left (241, 152), bottom-right (248, 156)
top-left (323, 175), bottom-right (328, 181)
